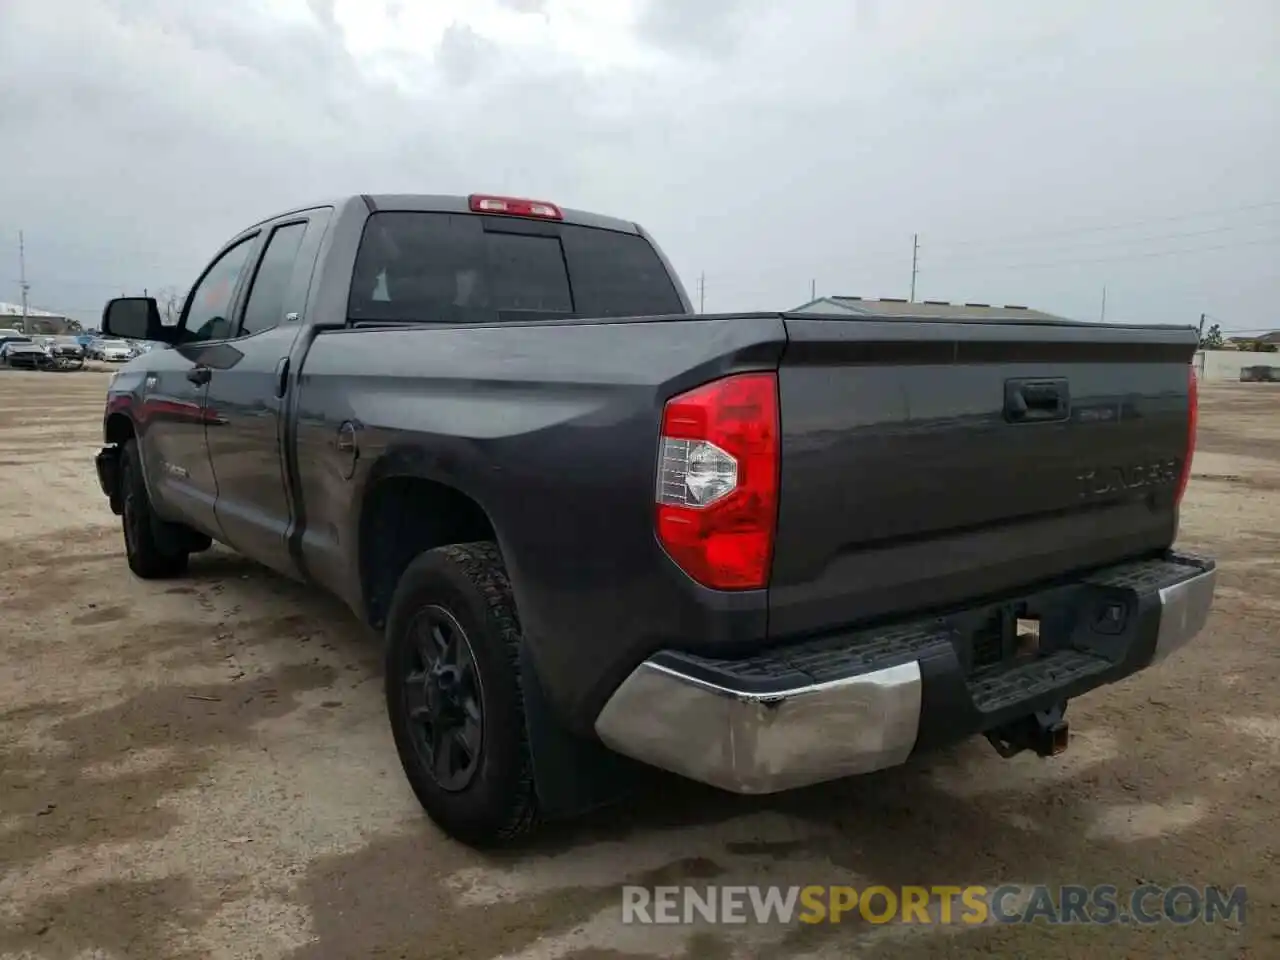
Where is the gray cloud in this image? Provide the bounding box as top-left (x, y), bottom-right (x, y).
top-left (0, 0), bottom-right (1276, 332)
top-left (633, 0), bottom-right (755, 57)
top-left (436, 22), bottom-right (499, 87)
top-left (497, 0), bottom-right (549, 14)
top-left (307, 0), bottom-right (339, 31)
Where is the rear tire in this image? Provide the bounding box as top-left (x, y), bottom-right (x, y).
top-left (384, 542), bottom-right (538, 846)
top-left (120, 439), bottom-right (190, 579)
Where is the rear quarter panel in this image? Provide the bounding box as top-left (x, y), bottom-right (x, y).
top-left (293, 314), bottom-right (786, 730)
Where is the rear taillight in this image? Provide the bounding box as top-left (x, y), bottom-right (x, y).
top-left (1174, 364), bottom-right (1198, 506)
top-left (468, 194), bottom-right (563, 220)
top-left (655, 372), bottom-right (779, 590)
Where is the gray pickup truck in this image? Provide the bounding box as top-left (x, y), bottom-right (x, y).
top-left (94, 193), bottom-right (1216, 846)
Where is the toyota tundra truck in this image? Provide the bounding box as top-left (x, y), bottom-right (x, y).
top-left (93, 193), bottom-right (1216, 846)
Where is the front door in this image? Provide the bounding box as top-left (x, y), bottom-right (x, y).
top-left (203, 212), bottom-right (331, 578)
top-left (139, 234), bottom-right (258, 536)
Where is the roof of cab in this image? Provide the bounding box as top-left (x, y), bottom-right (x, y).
top-left (243, 194), bottom-right (640, 236)
top-left (363, 194), bottom-right (640, 234)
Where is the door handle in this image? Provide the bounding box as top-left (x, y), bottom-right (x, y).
top-left (187, 366), bottom-right (212, 386)
top-left (1004, 378), bottom-right (1069, 423)
top-left (274, 357), bottom-right (290, 398)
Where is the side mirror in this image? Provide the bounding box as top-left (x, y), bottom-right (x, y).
top-left (101, 297), bottom-right (175, 344)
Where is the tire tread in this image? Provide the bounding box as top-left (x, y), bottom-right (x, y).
top-left (386, 541), bottom-right (539, 845)
top-left (120, 439), bottom-right (189, 579)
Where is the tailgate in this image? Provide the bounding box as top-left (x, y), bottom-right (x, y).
top-left (768, 314), bottom-right (1198, 638)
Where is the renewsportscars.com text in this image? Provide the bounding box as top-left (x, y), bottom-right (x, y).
top-left (621, 884), bottom-right (1246, 926)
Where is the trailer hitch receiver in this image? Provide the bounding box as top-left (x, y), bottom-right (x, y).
top-left (986, 703), bottom-right (1069, 759)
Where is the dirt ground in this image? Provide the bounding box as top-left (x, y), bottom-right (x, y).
top-left (0, 369), bottom-right (1274, 960)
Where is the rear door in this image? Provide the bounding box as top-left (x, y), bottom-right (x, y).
top-left (204, 210), bottom-right (331, 578)
top-left (140, 234), bottom-right (258, 534)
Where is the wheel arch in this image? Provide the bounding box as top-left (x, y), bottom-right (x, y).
top-left (104, 410), bottom-right (136, 446)
top-left (356, 469), bottom-right (503, 631)
top-left (102, 412), bottom-right (138, 514)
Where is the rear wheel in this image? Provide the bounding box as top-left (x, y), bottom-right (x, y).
top-left (384, 542), bottom-right (538, 846)
top-left (120, 439), bottom-right (190, 579)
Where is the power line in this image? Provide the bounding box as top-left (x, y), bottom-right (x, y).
top-left (923, 198), bottom-right (1280, 250)
top-left (925, 219), bottom-right (1280, 265)
top-left (1200, 314), bottom-right (1280, 336)
top-left (922, 236), bottom-right (1280, 273)
top-left (9, 276), bottom-right (139, 290)
top-left (13, 228), bottom-right (198, 262)
top-left (37, 304), bottom-right (111, 314)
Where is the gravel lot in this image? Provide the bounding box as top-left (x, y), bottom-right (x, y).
top-left (0, 369), bottom-right (1275, 959)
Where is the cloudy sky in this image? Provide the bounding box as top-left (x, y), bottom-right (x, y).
top-left (0, 0), bottom-right (1276, 331)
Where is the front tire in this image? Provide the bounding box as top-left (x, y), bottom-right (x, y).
top-left (120, 439), bottom-right (190, 579)
top-left (384, 542), bottom-right (538, 846)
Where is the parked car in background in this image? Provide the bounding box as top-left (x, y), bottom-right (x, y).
top-left (0, 335), bottom-right (51, 369)
top-left (88, 338), bottom-right (118, 359)
top-left (93, 338), bottom-right (133, 362)
top-left (50, 336), bottom-right (86, 369)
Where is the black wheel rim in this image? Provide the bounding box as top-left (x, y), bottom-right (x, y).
top-left (402, 604), bottom-right (485, 792)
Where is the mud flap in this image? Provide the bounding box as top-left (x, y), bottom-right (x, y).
top-left (519, 640), bottom-right (645, 819)
top-left (95, 446), bottom-right (123, 514)
top-left (150, 515), bottom-right (213, 556)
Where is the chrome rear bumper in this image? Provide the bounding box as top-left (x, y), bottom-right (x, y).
top-left (595, 659), bottom-right (920, 795)
top-left (594, 556), bottom-right (1216, 794)
top-left (1151, 564), bottom-right (1217, 665)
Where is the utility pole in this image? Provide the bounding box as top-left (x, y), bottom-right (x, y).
top-left (18, 230), bottom-right (30, 326)
top-left (1197, 312), bottom-right (1206, 343)
top-left (810, 278), bottom-right (816, 301)
top-left (697, 272), bottom-right (705, 313)
top-left (1099, 284), bottom-right (1107, 322)
top-left (909, 233), bottom-right (919, 302)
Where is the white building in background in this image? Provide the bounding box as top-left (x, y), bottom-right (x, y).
top-left (0, 301), bottom-right (79, 334)
top-left (1195, 350), bottom-right (1280, 382)
top-left (791, 295), bottom-right (1070, 322)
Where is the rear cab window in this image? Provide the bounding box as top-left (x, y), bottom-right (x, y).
top-left (347, 212), bottom-right (685, 324)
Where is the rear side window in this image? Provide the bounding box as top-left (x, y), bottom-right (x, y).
top-left (348, 212), bottom-right (684, 324)
top-left (240, 222), bottom-right (307, 337)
